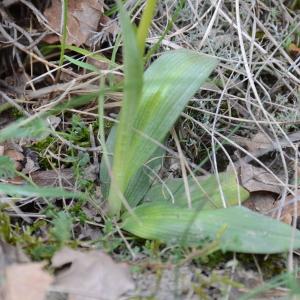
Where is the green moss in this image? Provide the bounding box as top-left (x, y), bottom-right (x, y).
top-left (192, 250), bottom-right (231, 269)
top-left (104, 119), bottom-right (114, 130)
top-left (10, 107), bottom-right (24, 118)
top-left (32, 136), bottom-right (56, 152)
top-left (0, 211), bottom-right (13, 242)
top-left (29, 244), bottom-right (58, 260)
top-left (69, 200), bottom-right (88, 224)
top-left (189, 250), bottom-right (286, 279)
top-left (31, 136), bottom-right (57, 169)
top-left (237, 253), bottom-right (286, 279)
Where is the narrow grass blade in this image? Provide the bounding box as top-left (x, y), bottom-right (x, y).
top-left (64, 55), bottom-right (100, 73)
top-left (65, 45), bottom-right (119, 68)
top-left (0, 183), bottom-right (85, 199)
top-left (137, 0), bottom-right (157, 55)
top-left (107, 1), bottom-right (144, 215)
top-left (41, 45), bottom-right (118, 67)
top-left (122, 203), bottom-right (300, 254)
top-left (50, 93), bottom-right (98, 114)
top-left (144, 171), bottom-right (249, 209)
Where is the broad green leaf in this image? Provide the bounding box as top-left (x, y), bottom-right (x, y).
top-left (0, 183), bottom-right (84, 199)
top-left (106, 3), bottom-right (217, 216)
top-left (122, 50), bottom-right (218, 196)
top-left (107, 1), bottom-right (144, 215)
top-left (0, 118), bottom-right (48, 143)
top-left (124, 146), bottom-right (165, 207)
top-left (0, 157), bottom-right (15, 179)
top-left (99, 126), bottom-right (116, 200)
top-left (144, 171), bottom-right (249, 209)
top-left (122, 202), bottom-right (300, 254)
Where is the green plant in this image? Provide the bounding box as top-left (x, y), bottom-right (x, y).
top-left (99, 1), bottom-right (300, 254)
top-left (1, 1), bottom-right (300, 256)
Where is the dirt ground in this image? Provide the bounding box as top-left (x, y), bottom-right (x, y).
top-left (1, 0), bottom-right (300, 299)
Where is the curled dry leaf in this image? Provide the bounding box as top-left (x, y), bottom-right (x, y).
top-left (240, 163), bottom-right (282, 194)
top-left (44, 0), bottom-right (104, 46)
top-left (3, 263), bottom-right (53, 300)
top-left (51, 247), bottom-right (134, 300)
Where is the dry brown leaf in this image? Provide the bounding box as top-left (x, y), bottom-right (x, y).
top-left (51, 247), bottom-right (134, 300)
top-left (3, 149), bottom-right (25, 163)
top-left (243, 191), bottom-right (300, 228)
top-left (233, 132), bottom-right (272, 154)
top-left (270, 192), bottom-right (300, 226)
top-left (30, 166), bottom-right (98, 188)
top-left (30, 168), bottom-right (74, 187)
top-left (249, 132), bottom-right (272, 152)
top-left (0, 240), bottom-right (29, 299)
top-left (3, 263), bottom-right (53, 300)
top-left (243, 191), bottom-right (276, 214)
top-left (44, 0), bottom-right (103, 46)
top-left (1, 167), bottom-right (86, 189)
top-left (0, 145), bottom-right (4, 156)
top-left (240, 163), bottom-right (282, 194)
top-left (0, 239), bottom-right (29, 276)
top-left (288, 43), bottom-right (300, 57)
top-left (234, 131), bottom-right (300, 168)
top-left (3, 149), bottom-right (24, 171)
